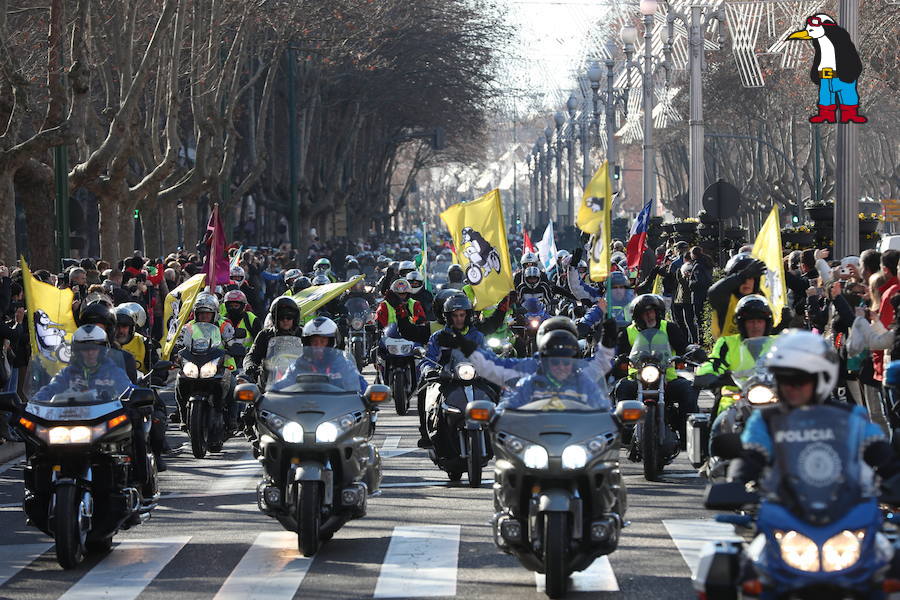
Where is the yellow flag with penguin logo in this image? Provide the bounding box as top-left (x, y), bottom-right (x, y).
top-left (162, 273), bottom-right (207, 359)
top-left (750, 205), bottom-right (786, 327)
top-left (577, 161), bottom-right (613, 282)
top-left (21, 258), bottom-right (77, 374)
top-left (440, 189), bottom-right (514, 310)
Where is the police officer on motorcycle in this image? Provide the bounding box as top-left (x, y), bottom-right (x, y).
top-left (614, 293), bottom-right (699, 444)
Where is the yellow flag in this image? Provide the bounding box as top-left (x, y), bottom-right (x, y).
top-left (293, 276), bottom-right (364, 319)
top-left (751, 205), bottom-right (786, 327)
top-left (578, 162), bottom-right (613, 282)
top-left (21, 258), bottom-right (77, 374)
top-left (162, 273), bottom-right (207, 359)
top-left (440, 189), bottom-right (514, 310)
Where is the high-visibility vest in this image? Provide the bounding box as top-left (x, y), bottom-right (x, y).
top-left (385, 299), bottom-right (420, 324)
top-left (122, 333), bottom-right (148, 374)
top-left (626, 320), bottom-right (677, 382)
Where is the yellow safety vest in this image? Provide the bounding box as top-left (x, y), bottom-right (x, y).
top-left (626, 320), bottom-right (677, 382)
top-left (385, 299), bottom-right (419, 324)
top-left (122, 333), bottom-right (148, 375)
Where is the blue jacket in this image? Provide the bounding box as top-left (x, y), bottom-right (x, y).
top-left (502, 369), bottom-right (610, 410)
top-left (423, 326), bottom-right (485, 372)
top-left (33, 359), bottom-right (132, 403)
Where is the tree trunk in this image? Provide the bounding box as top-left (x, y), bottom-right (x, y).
top-left (98, 194), bottom-right (121, 260)
top-left (16, 160), bottom-right (57, 270)
top-left (118, 204), bottom-right (136, 256)
top-left (182, 196), bottom-right (199, 253)
top-left (142, 194), bottom-right (162, 259)
top-left (0, 170), bottom-right (16, 265)
top-left (159, 197), bottom-right (178, 254)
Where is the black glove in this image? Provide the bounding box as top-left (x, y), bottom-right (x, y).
top-left (739, 259), bottom-right (766, 281)
top-left (436, 331), bottom-right (459, 348)
top-left (458, 335), bottom-right (478, 357)
top-left (599, 318), bottom-right (618, 348)
top-left (571, 247), bottom-right (584, 266)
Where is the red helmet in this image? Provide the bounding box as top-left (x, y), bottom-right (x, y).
top-left (223, 289), bottom-right (248, 306)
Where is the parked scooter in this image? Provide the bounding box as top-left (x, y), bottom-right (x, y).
top-left (239, 339), bottom-right (386, 557)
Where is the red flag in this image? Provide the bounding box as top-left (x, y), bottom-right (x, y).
top-left (203, 204), bottom-right (231, 287)
top-left (625, 201), bottom-right (653, 270)
top-left (523, 230), bottom-right (536, 253)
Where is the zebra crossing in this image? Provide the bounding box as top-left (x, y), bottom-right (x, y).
top-left (0, 519), bottom-right (731, 599)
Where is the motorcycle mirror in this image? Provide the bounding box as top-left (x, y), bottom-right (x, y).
top-left (710, 432), bottom-right (743, 460)
top-left (704, 481), bottom-right (759, 510)
top-left (234, 328), bottom-right (248, 339)
top-left (465, 400), bottom-right (495, 424)
top-left (615, 400), bottom-right (646, 423)
top-left (152, 360), bottom-right (173, 372)
top-left (0, 392), bottom-right (19, 413)
top-left (413, 347), bottom-right (426, 359)
top-left (365, 384), bottom-right (391, 404)
top-left (235, 382), bottom-right (259, 403)
top-left (684, 345), bottom-right (708, 364)
top-left (228, 344), bottom-right (248, 358)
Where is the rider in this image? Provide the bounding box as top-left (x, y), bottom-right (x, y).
top-left (375, 279), bottom-right (426, 328)
top-left (405, 271), bottom-right (435, 322)
top-left (291, 276), bottom-right (313, 295)
top-left (614, 293), bottom-right (699, 444)
top-left (501, 330), bottom-right (611, 410)
top-left (445, 264), bottom-right (466, 290)
top-left (242, 296), bottom-right (302, 385)
top-left (708, 252), bottom-right (770, 339)
top-left (313, 258), bottom-right (338, 282)
top-left (513, 251), bottom-right (549, 288)
top-left (516, 266), bottom-right (572, 309)
top-left (221, 289), bottom-right (261, 353)
top-left (695, 294), bottom-right (777, 415)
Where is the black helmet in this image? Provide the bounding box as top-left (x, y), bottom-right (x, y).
top-left (725, 252), bottom-right (754, 276)
top-left (433, 288), bottom-right (466, 325)
top-left (447, 264), bottom-right (465, 283)
top-left (734, 294), bottom-right (774, 337)
top-left (443, 294), bottom-right (473, 329)
top-left (627, 294), bottom-right (666, 327)
top-left (269, 296), bottom-right (300, 329)
top-left (538, 329), bottom-right (580, 358)
top-left (113, 307), bottom-right (136, 344)
top-left (292, 276), bottom-right (312, 293)
top-left (537, 316), bottom-right (578, 346)
top-left (78, 301), bottom-right (116, 333)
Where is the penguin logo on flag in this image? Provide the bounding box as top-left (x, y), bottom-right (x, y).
top-left (34, 309), bottom-right (71, 363)
top-left (461, 227), bottom-right (502, 285)
top-left (788, 13), bottom-right (867, 124)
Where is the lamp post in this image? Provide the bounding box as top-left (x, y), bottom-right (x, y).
top-left (604, 41), bottom-right (618, 191)
top-left (544, 126), bottom-right (554, 222)
top-left (526, 151), bottom-right (535, 228)
top-left (554, 112), bottom-right (565, 224)
top-left (566, 94), bottom-right (578, 220)
top-left (537, 138), bottom-right (547, 224)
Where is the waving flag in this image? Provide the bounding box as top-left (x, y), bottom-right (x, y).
top-left (751, 205), bottom-right (786, 327)
top-left (162, 273), bottom-right (207, 359)
top-left (523, 229), bottom-right (536, 254)
top-left (202, 204), bottom-right (230, 288)
top-left (626, 201), bottom-right (653, 270)
top-left (535, 221), bottom-right (558, 275)
top-left (293, 276), bottom-right (365, 320)
top-left (20, 258), bottom-right (77, 375)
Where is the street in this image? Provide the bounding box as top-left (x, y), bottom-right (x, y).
top-left (0, 369), bottom-right (734, 600)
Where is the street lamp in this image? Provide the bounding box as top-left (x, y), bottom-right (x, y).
top-left (536, 138), bottom-right (547, 224)
top-left (544, 126), bottom-right (554, 222)
top-left (566, 94), bottom-right (578, 221)
top-left (554, 112), bottom-right (565, 224)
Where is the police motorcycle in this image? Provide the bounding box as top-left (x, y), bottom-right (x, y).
top-left (237, 338), bottom-right (386, 556)
top-left (0, 330), bottom-right (169, 569)
top-left (376, 322), bottom-right (418, 416)
top-left (177, 322), bottom-right (247, 458)
top-left (345, 296), bottom-right (374, 370)
top-left (419, 350), bottom-right (499, 486)
top-left (472, 359), bottom-right (646, 598)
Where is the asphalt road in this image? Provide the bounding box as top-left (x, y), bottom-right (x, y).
top-left (0, 368), bottom-right (731, 600)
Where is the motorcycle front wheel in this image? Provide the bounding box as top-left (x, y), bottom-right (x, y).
top-left (467, 430), bottom-right (483, 488)
top-left (392, 370), bottom-right (408, 416)
top-left (190, 401), bottom-right (208, 459)
top-left (351, 339), bottom-right (365, 371)
top-left (297, 481), bottom-right (322, 557)
top-left (543, 512), bottom-right (569, 599)
top-left (642, 403), bottom-right (660, 481)
top-left (54, 486), bottom-right (88, 569)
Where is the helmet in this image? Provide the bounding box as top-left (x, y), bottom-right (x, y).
top-left (557, 249), bottom-right (571, 261)
top-left (194, 293), bottom-right (219, 315)
top-left (627, 294), bottom-right (666, 326)
top-left (311, 274), bottom-right (330, 286)
top-left (345, 255), bottom-right (356, 263)
top-left (377, 256), bottom-right (390, 269)
top-left (389, 261), bottom-right (400, 274)
top-left (398, 260), bottom-right (417, 276)
top-left (78, 301), bottom-right (115, 333)
top-left (538, 329), bottom-right (579, 358)
top-left (443, 294), bottom-right (473, 328)
top-left (433, 288), bottom-right (466, 325)
top-left (113, 307), bottom-right (136, 344)
top-left (763, 329), bottom-right (839, 403)
top-left (73, 324), bottom-right (108, 346)
top-left (522, 251), bottom-right (539, 265)
top-left (284, 269), bottom-right (302, 285)
top-left (230, 265), bottom-right (245, 280)
top-left (117, 302), bottom-right (147, 329)
top-left (524, 266), bottom-right (541, 284)
top-left (725, 252), bottom-right (754, 276)
top-left (608, 271), bottom-right (630, 289)
top-left (269, 296), bottom-right (300, 331)
top-left (292, 276), bottom-right (313, 293)
top-left (314, 258), bottom-right (331, 271)
top-left (577, 260), bottom-right (588, 271)
top-left (734, 294), bottom-right (773, 337)
top-left (537, 316), bottom-right (579, 346)
top-left (390, 278), bottom-right (412, 295)
top-left (447, 264), bottom-right (464, 283)
top-left (301, 316), bottom-right (338, 347)
top-left (405, 270), bottom-right (424, 291)
top-left (224, 289), bottom-right (248, 306)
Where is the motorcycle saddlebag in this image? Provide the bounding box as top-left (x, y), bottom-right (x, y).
top-left (687, 413), bottom-right (711, 468)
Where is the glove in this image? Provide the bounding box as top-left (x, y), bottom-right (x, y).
top-left (458, 335), bottom-right (478, 357)
top-left (599, 318), bottom-right (618, 349)
top-left (436, 331), bottom-right (459, 348)
top-left (571, 247), bottom-right (584, 266)
top-left (739, 259), bottom-right (766, 281)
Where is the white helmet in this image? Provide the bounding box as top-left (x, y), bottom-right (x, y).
top-left (405, 270), bottom-right (424, 290)
top-left (194, 293), bottom-right (219, 314)
top-left (73, 324), bottom-right (108, 346)
top-left (522, 251), bottom-right (539, 265)
top-left (230, 265), bottom-right (245, 280)
top-left (301, 316), bottom-right (338, 347)
top-left (118, 301), bottom-right (147, 329)
top-left (398, 260), bottom-right (417, 275)
top-left (763, 329), bottom-right (838, 403)
top-left (524, 266), bottom-right (541, 281)
top-left (284, 269), bottom-right (302, 285)
top-left (311, 274), bottom-right (330, 286)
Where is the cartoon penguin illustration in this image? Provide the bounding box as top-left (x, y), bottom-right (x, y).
top-left (788, 13), bottom-right (866, 124)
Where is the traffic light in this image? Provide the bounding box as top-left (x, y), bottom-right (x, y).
top-left (613, 166), bottom-right (621, 180)
top-left (133, 209), bottom-right (140, 220)
top-left (792, 214), bottom-right (799, 224)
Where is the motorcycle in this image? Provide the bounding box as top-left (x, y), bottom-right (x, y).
top-left (514, 298), bottom-right (549, 358)
top-left (476, 374), bottom-right (646, 598)
top-left (0, 350), bottom-right (167, 569)
top-left (377, 323), bottom-right (418, 416)
top-left (238, 339), bottom-right (387, 557)
top-left (485, 332), bottom-right (515, 358)
top-left (177, 322), bottom-right (246, 458)
top-left (696, 405), bottom-right (900, 599)
top-left (420, 351), bottom-right (499, 486)
top-left (345, 297), bottom-right (374, 371)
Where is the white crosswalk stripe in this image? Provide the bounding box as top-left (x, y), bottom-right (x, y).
top-left (58, 536), bottom-right (191, 600)
top-left (374, 525), bottom-right (461, 598)
top-left (0, 542), bottom-right (53, 586)
top-left (534, 556), bottom-right (619, 592)
top-left (663, 519), bottom-right (741, 577)
top-left (208, 452), bottom-right (262, 494)
top-left (213, 531), bottom-right (313, 600)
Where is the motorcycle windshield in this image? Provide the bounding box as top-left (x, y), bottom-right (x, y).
top-left (628, 328), bottom-right (671, 365)
top-left (264, 336), bottom-right (305, 384)
top-left (503, 358), bottom-right (607, 411)
top-left (267, 347), bottom-right (361, 393)
top-left (28, 346), bottom-right (130, 403)
top-left (769, 405), bottom-right (864, 522)
top-left (345, 297), bottom-right (370, 316)
top-left (188, 322), bottom-right (223, 354)
top-left (731, 337), bottom-right (773, 389)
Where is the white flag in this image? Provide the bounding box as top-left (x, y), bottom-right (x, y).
top-left (536, 221), bottom-right (558, 275)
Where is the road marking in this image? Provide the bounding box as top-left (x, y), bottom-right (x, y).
top-left (381, 436), bottom-right (401, 449)
top-left (0, 542), bottom-right (53, 586)
top-left (213, 531), bottom-right (313, 600)
top-left (534, 556), bottom-right (619, 592)
top-left (59, 536), bottom-right (191, 600)
top-left (665, 472), bottom-right (701, 479)
top-left (0, 455), bottom-right (24, 475)
top-left (379, 480), bottom-right (494, 489)
top-left (374, 525), bottom-right (461, 598)
top-left (381, 448), bottom-right (420, 458)
top-left (209, 452), bottom-right (261, 493)
top-left (663, 519), bottom-right (741, 577)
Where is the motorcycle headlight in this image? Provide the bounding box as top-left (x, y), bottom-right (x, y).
top-left (776, 530), bottom-right (820, 572)
top-left (47, 425), bottom-right (96, 445)
top-left (200, 358), bottom-right (220, 378)
top-left (487, 337), bottom-right (501, 349)
top-left (747, 385), bottom-right (776, 405)
top-left (315, 413), bottom-right (356, 443)
top-left (529, 318), bottom-right (540, 329)
top-left (351, 318), bottom-right (364, 330)
top-left (281, 421), bottom-right (304, 443)
top-left (561, 444), bottom-right (589, 470)
top-left (182, 362), bottom-right (200, 378)
top-left (522, 444), bottom-right (549, 469)
top-left (456, 363), bottom-right (476, 381)
top-left (639, 365), bottom-right (661, 384)
top-left (822, 530), bottom-right (864, 572)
